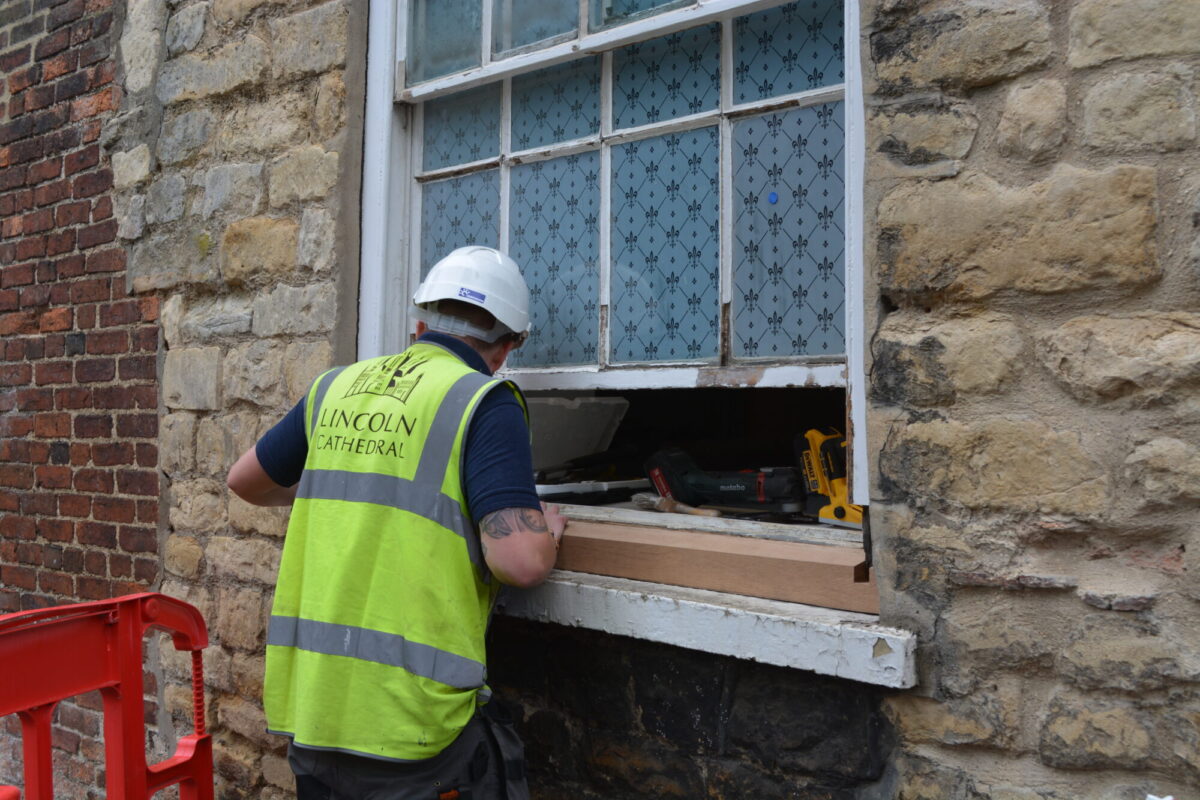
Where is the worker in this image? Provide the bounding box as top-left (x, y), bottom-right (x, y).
top-left (226, 246), bottom-right (564, 800)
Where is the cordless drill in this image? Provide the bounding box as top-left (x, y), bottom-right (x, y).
top-left (644, 447), bottom-right (804, 513)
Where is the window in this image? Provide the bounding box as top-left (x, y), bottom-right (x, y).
top-left (360, 0), bottom-right (869, 565)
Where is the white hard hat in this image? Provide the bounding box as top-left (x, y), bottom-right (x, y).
top-left (413, 246), bottom-right (531, 342)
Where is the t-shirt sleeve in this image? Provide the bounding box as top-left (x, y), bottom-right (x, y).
top-left (463, 385), bottom-right (541, 522)
top-left (255, 397), bottom-right (309, 488)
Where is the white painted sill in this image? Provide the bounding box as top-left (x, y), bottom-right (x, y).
top-left (495, 570), bottom-right (917, 689)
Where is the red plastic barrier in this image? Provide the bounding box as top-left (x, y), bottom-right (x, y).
top-left (0, 593), bottom-right (213, 800)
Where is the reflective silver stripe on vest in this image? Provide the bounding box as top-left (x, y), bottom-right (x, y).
top-left (308, 366), bottom-right (347, 437)
top-left (268, 616), bottom-right (486, 689)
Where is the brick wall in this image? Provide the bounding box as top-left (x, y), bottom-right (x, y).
top-left (0, 0), bottom-right (162, 791)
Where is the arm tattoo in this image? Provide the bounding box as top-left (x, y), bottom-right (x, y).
top-left (480, 508), bottom-right (548, 540)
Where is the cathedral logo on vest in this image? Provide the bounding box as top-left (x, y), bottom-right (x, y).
top-left (344, 352), bottom-right (428, 403)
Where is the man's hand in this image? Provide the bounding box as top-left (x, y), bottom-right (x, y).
top-left (479, 505), bottom-right (565, 588)
top-left (227, 447), bottom-right (297, 507)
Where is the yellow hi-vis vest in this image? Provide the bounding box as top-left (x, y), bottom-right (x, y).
top-left (263, 341), bottom-right (527, 761)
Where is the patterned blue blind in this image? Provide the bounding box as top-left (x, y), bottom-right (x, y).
top-left (420, 171), bottom-right (501, 275)
top-left (613, 24), bottom-right (720, 130)
top-left (423, 85), bottom-right (502, 171)
top-left (512, 58), bottom-right (600, 151)
top-left (506, 153), bottom-right (601, 367)
top-left (732, 102), bottom-right (844, 357)
top-left (734, 0), bottom-right (844, 103)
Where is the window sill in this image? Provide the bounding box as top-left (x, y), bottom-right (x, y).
top-left (495, 571), bottom-right (917, 689)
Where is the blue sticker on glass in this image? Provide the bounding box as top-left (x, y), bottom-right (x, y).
top-left (458, 287), bottom-right (487, 303)
top-left (768, 192), bottom-right (778, 204)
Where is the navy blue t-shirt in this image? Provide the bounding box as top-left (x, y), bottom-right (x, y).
top-left (255, 332), bottom-right (541, 522)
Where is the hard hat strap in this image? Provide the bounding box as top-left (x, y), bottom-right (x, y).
top-left (416, 307), bottom-right (511, 343)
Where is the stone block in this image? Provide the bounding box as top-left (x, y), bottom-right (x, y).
top-left (212, 0), bottom-right (282, 24)
top-left (215, 586), bottom-right (269, 650)
top-left (166, 1), bottom-right (207, 56)
top-left (1036, 312), bottom-right (1200, 406)
top-left (216, 92), bottom-right (308, 158)
top-left (162, 579), bottom-right (216, 626)
top-left (871, 0), bottom-right (1051, 90)
top-left (284, 340), bottom-right (333, 399)
top-left (116, 194), bottom-right (146, 240)
top-left (996, 79), bottom-right (1066, 162)
top-left (213, 732), bottom-right (261, 788)
top-left (158, 109), bottom-right (214, 165)
top-left (268, 146), bottom-right (339, 207)
top-left (261, 753), bottom-right (291, 789)
top-left (870, 101), bottom-right (977, 176)
top-left (159, 412), bottom-right (196, 475)
top-left (942, 594), bottom-right (1079, 672)
top-left (113, 144), bottom-right (153, 189)
top-left (314, 72), bottom-right (346, 141)
top-left (221, 217), bottom-right (298, 285)
top-left (224, 339), bottom-right (287, 407)
top-left (872, 311), bottom-right (1022, 406)
top-left (228, 495), bottom-right (291, 537)
top-left (206, 535), bottom-right (281, 585)
top-left (203, 644), bottom-right (234, 693)
top-left (121, 0), bottom-right (168, 96)
top-left (202, 163), bottom-right (264, 218)
top-left (156, 34), bottom-right (269, 104)
top-left (1039, 695), bottom-right (1153, 770)
top-left (232, 653), bottom-right (265, 699)
top-left (1123, 437), bottom-right (1200, 508)
top-left (129, 230), bottom-right (219, 292)
top-left (180, 295), bottom-right (253, 342)
top-left (145, 172), bottom-right (186, 224)
top-left (878, 165), bottom-right (1159, 303)
top-left (195, 416), bottom-right (230, 476)
top-left (252, 283), bottom-right (337, 337)
top-left (163, 347), bottom-right (222, 410)
top-left (270, 0), bottom-right (348, 81)
top-left (298, 207), bottom-right (335, 271)
top-left (1069, 0), bottom-right (1200, 68)
top-left (1083, 68), bottom-right (1197, 152)
top-left (1057, 614), bottom-right (1182, 691)
top-left (217, 696), bottom-right (271, 747)
top-left (884, 687), bottom-right (1017, 748)
top-left (164, 533), bottom-right (204, 578)
top-left (879, 418), bottom-right (1108, 515)
top-left (168, 478), bottom-right (227, 531)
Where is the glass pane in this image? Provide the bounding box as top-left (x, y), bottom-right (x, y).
top-left (611, 128), bottom-right (719, 363)
top-left (422, 85), bottom-right (502, 172)
top-left (407, 0), bottom-right (482, 85)
top-left (732, 102), bottom-right (845, 358)
top-left (507, 153), bottom-right (601, 367)
top-left (589, 0), bottom-right (688, 30)
top-left (420, 170), bottom-right (501, 276)
top-left (734, 0), bottom-right (844, 103)
top-left (613, 24), bottom-right (719, 130)
top-left (492, 0), bottom-right (577, 54)
top-left (511, 58), bottom-right (600, 151)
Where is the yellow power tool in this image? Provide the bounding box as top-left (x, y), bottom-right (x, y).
top-left (796, 429), bottom-right (863, 529)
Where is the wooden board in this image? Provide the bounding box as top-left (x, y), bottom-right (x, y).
top-left (556, 520), bottom-right (879, 614)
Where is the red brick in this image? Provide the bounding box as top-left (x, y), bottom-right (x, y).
top-left (91, 194), bottom-right (111, 220)
top-left (74, 469), bottom-right (111, 492)
top-left (38, 306), bottom-right (72, 331)
top-left (109, 553), bottom-right (131, 577)
top-left (55, 199), bottom-right (89, 226)
top-left (69, 277), bottom-right (109, 303)
top-left (133, 559), bottom-right (156, 583)
top-left (41, 50), bottom-right (77, 81)
top-left (85, 329), bottom-right (126, 354)
top-left (73, 413), bottom-right (111, 437)
top-left (0, 514), bottom-right (36, 539)
top-left (132, 325), bottom-right (158, 352)
top-left (70, 86), bottom-right (115, 120)
top-left (34, 29), bottom-right (70, 61)
top-left (37, 518), bottom-right (73, 542)
top-left (19, 282), bottom-right (51, 307)
top-left (1, 263), bottom-right (35, 288)
top-left (75, 357), bottom-right (113, 382)
top-left (33, 178), bottom-right (69, 207)
top-left (116, 469), bottom-right (156, 496)
top-left (0, 565), bottom-right (37, 590)
top-left (117, 355), bottom-right (155, 381)
top-left (0, 465), bottom-right (34, 489)
top-left (7, 64), bottom-right (40, 94)
top-left (39, 572), bottom-right (73, 595)
top-left (58, 494), bottom-right (90, 517)
top-left (46, 229), bottom-right (75, 255)
top-left (34, 412), bottom-right (70, 437)
top-left (76, 577), bottom-right (110, 600)
top-left (132, 385), bottom-right (155, 408)
top-left (68, 443), bottom-right (89, 465)
top-left (22, 208), bottom-right (53, 234)
top-left (63, 144), bottom-right (98, 175)
top-left (116, 413), bottom-right (156, 438)
top-left (84, 246), bottom-right (122, 273)
top-left (136, 498), bottom-right (155, 523)
top-left (89, 60), bottom-right (114, 90)
top-left (27, 156), bottom-right (63, 184)
top-left (26, 84), bottom-right (57, 112)
top-left (26, 440), bottom-right (49, 463)
top-left (135, 442), bottom-right (155, 467)
top-left (0, 361), bottom-right (32, 385)
top-left (0, 45), bottom-right (31, 74)
top-left (91, 385), bottom-right (131, 408)
top-left (71, 168), bottom-right (110, 198)
top-left (38, 361), bottom-right (77, 389)
top-left (15, 542), bottom-right (43, 565)
top-left (0, 591), bottom-right (18, 613)
top-left (56, 253), bottom-right (85, 278)
top-left (80, 117), bottom-right (101, 143)
top-left (0, 288), bottom-right (16, 312)
top-left (93, 497), bottom-right (134, 523)
top-left (13, 235), bottom-right (45, 260)
top-left (91, 441), bottom-right (131, 465)
top-left (118, 525), bottom-right (156, 553)
top-left (20, 488), bottom-right (54, 515)
top-left (61, 547), bottom-right (83, 572)
top-left (77, 219), bottom-right (115, 249)
top-left (99, 300), bottom-right (137, 326)
top-left (0, 413), bottom-right (35, 436)
top-left (77, 521), bottom-right (116, 547)
top-left (35, 464), bottom-right (71, 488)
top-left (55, 386), bottom-right (91, 408)
top-left (16, 387), bottom-right (53, 410)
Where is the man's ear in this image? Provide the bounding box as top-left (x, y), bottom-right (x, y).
top-left (415, 320), bottom-right (428, 337)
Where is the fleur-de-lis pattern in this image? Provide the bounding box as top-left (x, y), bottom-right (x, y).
top-left (407, 0), bottom-right (482, 85)
top-left (590, 0), bottom-right (688, 29)
top-left (732, 102), bottom-right (844, 357)
top-left (512, 58), bottom-right (600, 152)
top-left (734, 0), bottom-right (844, 104)
top-left (613, 23), bottom-right (720, 130)
top-left (611, 127), bottom-right (719, 363)
top-left (422, 84), bottom-right (502, 171)
top-left (492, 0), bottom-right (577, 54)
top-left (507, 152), bottom-right (601, 367)
top-left (419, 170), bottom-right (501, 275)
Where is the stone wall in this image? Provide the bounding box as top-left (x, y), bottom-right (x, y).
top-left (864, 0), bottom-right (1200, 796)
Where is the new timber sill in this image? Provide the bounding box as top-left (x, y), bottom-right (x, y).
top-left (551, 505), bottom-right (877, 614)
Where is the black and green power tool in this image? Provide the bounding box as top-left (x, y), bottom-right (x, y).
top-left (644, 447), bottom-right (804, 514)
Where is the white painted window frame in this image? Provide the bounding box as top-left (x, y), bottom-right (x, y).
top-left (360, 0), bottom-right (869, 501)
